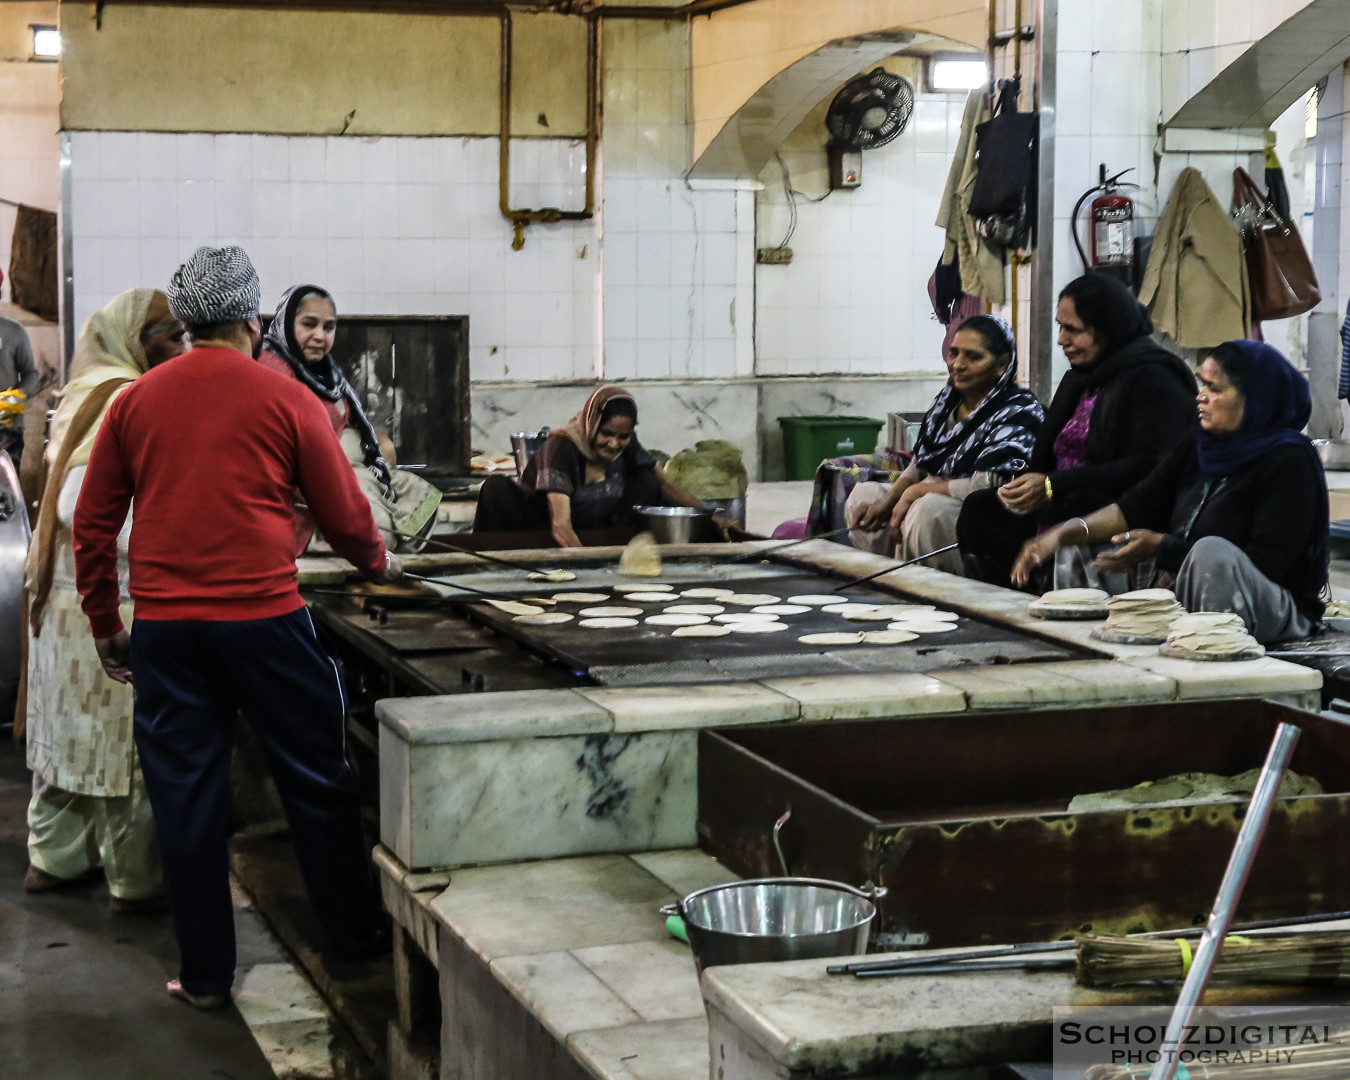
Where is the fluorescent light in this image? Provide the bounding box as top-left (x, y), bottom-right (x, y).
top-left (31, 26), bottom-right (60, 60)
top-left (931, 59), bottom-right (986, 92)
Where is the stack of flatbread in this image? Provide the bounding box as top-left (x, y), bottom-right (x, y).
top-left (1163, 612), bottom-right (1263, 660)
top-left (1097, 588), bottom-right (1186, 641)
top-left (1028, 587), bottom-right (1110, 619)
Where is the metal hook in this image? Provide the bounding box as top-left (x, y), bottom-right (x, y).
top-left (771, 805), bottom-right (792, 876)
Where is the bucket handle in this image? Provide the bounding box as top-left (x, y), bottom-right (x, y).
top-left (858, 880), bottom-right (889, 901)
top-left (772, 805), bottom-right (792, 876)
top-left (658, 902), bottom-right (681, 917)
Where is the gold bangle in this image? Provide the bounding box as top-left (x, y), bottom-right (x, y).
top-left (1044, 476), bottom-right (1054, 502)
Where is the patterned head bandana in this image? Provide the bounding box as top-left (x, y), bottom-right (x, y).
top-left (167, 245), bottom-right (261, 325)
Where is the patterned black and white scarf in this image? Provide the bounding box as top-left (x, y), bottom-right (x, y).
top-left (911, 315), bottom-right (1044, 479)
top-left (262, 284), bottom-right (394, 496)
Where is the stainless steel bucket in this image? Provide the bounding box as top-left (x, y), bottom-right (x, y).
top-left (635, 505), bottom-right (715, 544)
top-left (0, 453), bottom-right (29, 715)
top-left (510, 429), bottom-right (549, 478)
top-left (661, 877), bottom-right (882, 975)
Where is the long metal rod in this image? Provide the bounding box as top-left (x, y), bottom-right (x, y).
top-left (1146, 722), bottom-right (1303, 1080)
top-left (719, 525), bottom-right (860, 565)
top-left (830, 906), bottom-right (1350, 977)
top-left (402, 571), bottom-right (539, 600)
top-left (389, 530), bottom-right (564, 575)
top-left (832, 543), bottom-right (960, 591)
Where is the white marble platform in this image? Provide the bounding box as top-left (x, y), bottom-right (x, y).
top-left (377, 843), bottom-right (1350, 1080)
top-left (425, 850), bottom-right (720, 1080)
top-left (368, 541), bottom-right (1322, 871)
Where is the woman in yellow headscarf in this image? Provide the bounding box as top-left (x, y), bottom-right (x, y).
top-left (21, 288), bottom-right (187, 910)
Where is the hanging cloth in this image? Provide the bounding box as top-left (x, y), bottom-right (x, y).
top-left (9, 205), bottom-right (58, 322)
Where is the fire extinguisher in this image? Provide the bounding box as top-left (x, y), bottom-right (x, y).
top-left (1072, 165), bottom-right (1139, 287)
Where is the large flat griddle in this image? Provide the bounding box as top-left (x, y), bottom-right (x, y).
top-left (438, 560), bottom-right (1090, 686)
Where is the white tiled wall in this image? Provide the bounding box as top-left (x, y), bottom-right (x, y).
top-left (601, 17), bottom-right (754, 382)
top-left (0, 63), bottom-right (60, 306)
top-left (753, 92), bottom-right (964, 377)
top-left (67, 131), bottom-right (602, 383)
top-left (1052, 0), bottom-right (1164, 367)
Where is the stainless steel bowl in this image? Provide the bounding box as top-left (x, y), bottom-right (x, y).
top-left (510, 429), bottom-right (549, 478)
top-left (661, 877), bottom-right (881, 975)
top-left (634, 505), bottom-right (715, 544)
top-left (1315, 439), bottom-right (1350, 471)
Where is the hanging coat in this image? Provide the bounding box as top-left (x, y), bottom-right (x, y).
top-left (936, 89), bottom-right (1005, 305)
top-left (1138, 167), bottom-right (1250, 348)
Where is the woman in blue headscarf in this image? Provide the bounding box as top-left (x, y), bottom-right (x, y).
top-left (1011, 340), bottom-right (1328, 643)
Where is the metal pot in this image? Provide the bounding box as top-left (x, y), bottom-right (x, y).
top-left (701, 495), bottom-right (746, 530)
top-left (510, 428), bottom-right (550, 478)
top-left (634, 505), bottom-right (715, 544)
top-left (660, 877), bottom-right (884, 975)
top-left (1314, 439), bottom-right (1350, 471)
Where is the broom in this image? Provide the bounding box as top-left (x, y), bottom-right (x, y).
top-left (1077, 931), bottom-right (1350, 988)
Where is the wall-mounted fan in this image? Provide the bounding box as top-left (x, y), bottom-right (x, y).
top-left (826, 67), bottom-right (915, 151)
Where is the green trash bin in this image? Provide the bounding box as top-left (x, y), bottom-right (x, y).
top-left (777, 415), bottom-right (885, 481)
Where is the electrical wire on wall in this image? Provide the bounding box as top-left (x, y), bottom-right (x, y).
top-left (773, 152), bottom-right (832, 250)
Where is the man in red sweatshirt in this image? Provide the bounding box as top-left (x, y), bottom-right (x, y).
top-left (73, 245), bottom-right (403, 1010)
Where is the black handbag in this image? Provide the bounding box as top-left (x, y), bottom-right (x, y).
top-left (968, 78), bottom-right (1038, 250)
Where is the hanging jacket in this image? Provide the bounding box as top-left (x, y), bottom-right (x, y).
top-left (1138, 167), bottom-right (1250, 348)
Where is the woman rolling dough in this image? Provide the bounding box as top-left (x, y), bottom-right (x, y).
top-left (473, 385), bottom-right (719, 547)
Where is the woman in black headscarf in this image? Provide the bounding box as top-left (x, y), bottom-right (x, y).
top-left (956, 272), bottom-right (1197, 589)
top-left (259, 285), bottom-right (441, 551)
top-left (1012, 340), bottom-right (1326, 643)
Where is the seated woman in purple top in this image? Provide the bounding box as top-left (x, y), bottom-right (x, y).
top-left (956, 272), bottom-right (1197, 589)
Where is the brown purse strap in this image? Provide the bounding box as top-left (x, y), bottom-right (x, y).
top-left (27, 377), bottom-right (133, 635)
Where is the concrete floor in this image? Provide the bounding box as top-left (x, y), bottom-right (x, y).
top-left (0, 733), bottom-right (371, 1079)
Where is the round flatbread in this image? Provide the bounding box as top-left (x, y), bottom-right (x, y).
top-left (614, 582), bottom-right (674, 593)
top-left (787, 594), bottom-right (840, 606)
top-left (484, 599), bottom-right (545, 616)
top-left (514, 612), bottom-right (574, 626)
top-left (892, 620), bottom-right (958, 633)
top-left (724, 593), bottom-right (782, 606)
top-left (527, 569), bottom-right (576, 583)
top-left (729, 620), bottom-right (791, 634)
top-left (861, 629), bottom-right (918, 644)
top-left (714, 612), bottom-right (780, 624)
top-left (645, 613), bottom-right (711, 626)
top-left (823, 603), bottom-right (882, 616)
top-left (665, 604), bottom-right (725, 615)
top-left (841, 608), bottom-right (902, 622)
top-left (520, 597), bottom-right (558, 607)
top-left (671, 624), bottom-right (732, 638)
top-left (888, 609), bottom-right (959, 623)
top-left (579, 617), bottom-right (639, 629)
top-left (799, 631), bottom-right (865, 646)
top-left (623, 592), bottom-right (679, 602)
top-left (552, 591), bottom-right (611, 603)
top-left (751, 604), bottom-right (811, 616)
top-left (578, 605), bottom-right (644, 618)
top-left (681, 587), bottom-right (736, 599)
